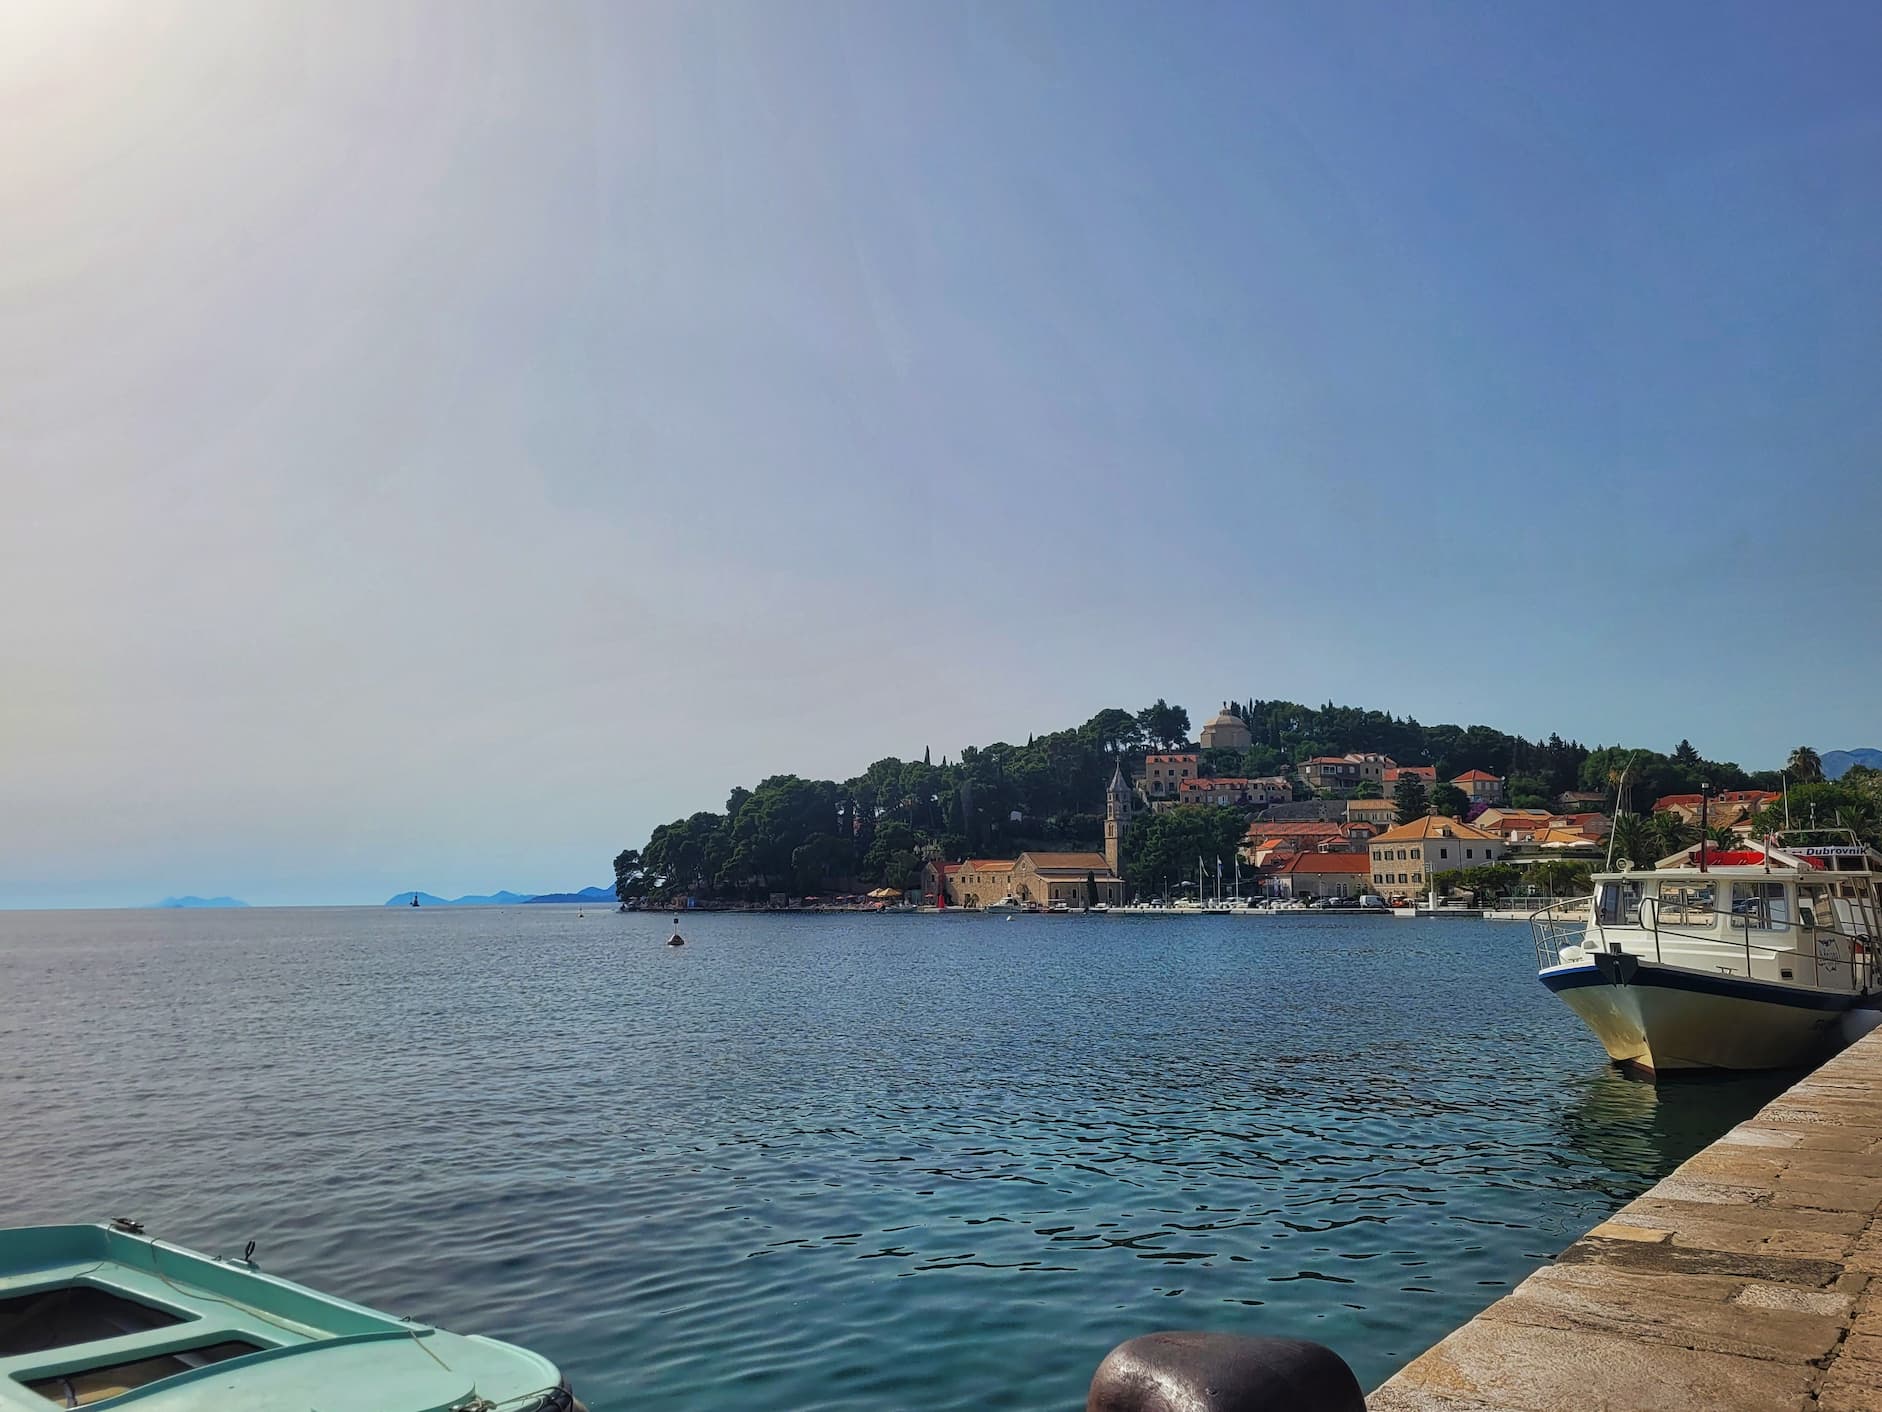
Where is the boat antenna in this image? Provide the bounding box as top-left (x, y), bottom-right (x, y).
top-left (1605, 754), bottom-right (1638, 871)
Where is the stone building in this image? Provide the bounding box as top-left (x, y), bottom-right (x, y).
top-left (1367, 816), bottom-right (1504, 896)
top-left (1007, 852), bottom-right (1125, 907)
top-left (1199, 704), bottom-right (1252, 751)
top-left (1139, 753), bottom-right (1199, 799)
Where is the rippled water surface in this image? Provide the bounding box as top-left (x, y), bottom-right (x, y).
top-left (0, 908), bottom-right (1791, 1408)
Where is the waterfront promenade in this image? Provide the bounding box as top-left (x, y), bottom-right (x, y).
top-left (1369, 1027), bottom-right (1882, 1412)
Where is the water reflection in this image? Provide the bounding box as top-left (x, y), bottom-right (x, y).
top-left (1554, 1063), bottom-right (1796, 1193)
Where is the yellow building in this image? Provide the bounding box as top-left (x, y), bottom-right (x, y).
top-left (1140, 753), bottom-right (1198, 799)
top-left (1367, 816), bottom-right (1504, 895)
top-left (1009, 852), bottom-right (1126, 907)
top-left (1345, 797), bottom-right (1398, 828)
top-left (950, 860), bottom-right (1016, 908)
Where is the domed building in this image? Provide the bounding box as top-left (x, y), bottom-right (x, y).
top-left (1200, 703), bottom-right (1252, 751)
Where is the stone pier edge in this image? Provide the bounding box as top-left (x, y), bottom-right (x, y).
top-left (1368, 1027), bottom-right (1882, 1412)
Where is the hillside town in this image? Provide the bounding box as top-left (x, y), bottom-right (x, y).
top-left (919, 704), bottom-right (1782, 911)
top-left (611, 697), bottom-right (1841, 912)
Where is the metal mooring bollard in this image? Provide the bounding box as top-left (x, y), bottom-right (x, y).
top-left (1088, 1331), bottom-right (1366, 1412)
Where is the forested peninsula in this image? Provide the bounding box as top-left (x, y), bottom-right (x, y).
top-left (610, 699), bottom-right (1872, 906)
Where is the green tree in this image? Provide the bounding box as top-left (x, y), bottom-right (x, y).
top-left (1136, 699), bottom-right (1192, 750)
top-left (1673, 739), bottom-right (1702, 769)
top-left (790, 833), bottom-right (850, 895)
top-left (1119, 805), bottom-right (1246, 899)
top-left (1428, 782), bottom-right (1469, 818)
top-left (1647, 810), bottom-right (1697, 859)
top-left (1082, 708), bottom-right (1142, 754)
top-left (1787, 746), bottom-right (1823, 783)
top-left (1523, 859), bottom-right (1592, 897)
top-left (862, 821), bottom-right (918, 882)
top-left (1352, 780), bottom-right (1383, 799)
top-left (1505, 775), bottom-right (1552, 810)
top-left (1607, 814), bottom-right (1654, 869)
top-left (612, 848), bottom-right (648, 903)
top-left (1394, 775), bottom-right (1430, 824)
top-left (1751, 781), bottom-right (1882, 850)
top-left (1435, 862), bottom-right (1522, 900)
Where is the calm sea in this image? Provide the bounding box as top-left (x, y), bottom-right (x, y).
top-left (0, 907), bottom-right (1788, 1409)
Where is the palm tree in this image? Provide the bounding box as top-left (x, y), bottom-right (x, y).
top-left (1608, 814), bottom-right (1655, 869)
top-left (1788, 746), bottom-right (1824, 782)
top-left (1647, 810), bottom-right (1696, 858)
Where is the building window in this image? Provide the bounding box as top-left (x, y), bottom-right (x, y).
top-left (1440, 848), bottom-right (1448, 859)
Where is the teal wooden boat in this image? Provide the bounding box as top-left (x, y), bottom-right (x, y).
top-left (0, 1222), bottom-right (585, 1410)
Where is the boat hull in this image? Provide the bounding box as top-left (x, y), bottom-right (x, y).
top-left (1542, 956), bottom-right (1880, 1075)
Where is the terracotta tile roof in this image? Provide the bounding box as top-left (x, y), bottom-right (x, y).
top-left (1272, 852), bottom-right (1372, 874)
top-left (1018, 852), bottom-right (1114, 873)
top-left (1242, 821), bottom-right (1346, 838)
top-left (1452, 769), bottom-right (1500, 782)
top-left (962, 859), bottom-right (1015, 872)
top-left (1367, 816), bottom-right (1498, 844)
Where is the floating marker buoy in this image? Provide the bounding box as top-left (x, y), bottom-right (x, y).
top-left (667, 933), bottom-right (685, 947)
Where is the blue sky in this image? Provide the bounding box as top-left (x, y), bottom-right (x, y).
top-left (3, 1), bottom-right (1880, 906)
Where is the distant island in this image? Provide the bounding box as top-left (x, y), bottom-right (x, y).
top-left (153, 896), bottom-right (249, 909)
top-left (385, 886), bottom-right (612, 908)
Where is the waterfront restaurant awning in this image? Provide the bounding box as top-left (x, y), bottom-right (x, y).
top-left (867, 887), bottom-right (902, 900)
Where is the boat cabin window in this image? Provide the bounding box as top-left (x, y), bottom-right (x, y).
top-left (1657, 881), bottom-right (1715, 926)
top-left (1596, 880), bottom-right (1643, 925)
top-left (1731, 880), bottom-right (1789, 930)
top-left (0, 1286), bottom-right (184, 1357)
top-left (1799, 882), bottom-right (1834, 930)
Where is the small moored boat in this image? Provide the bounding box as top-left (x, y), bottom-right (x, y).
top-left (0, 1221), bottom-right (584, 1410)
top-left (1533, 830), bottom-right (1882, 1076)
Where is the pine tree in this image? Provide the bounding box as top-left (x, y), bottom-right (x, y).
top-left (1393, 774), bottom-right (1430, 825)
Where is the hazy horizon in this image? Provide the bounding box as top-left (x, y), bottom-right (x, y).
top-left (5, 2), bottom-right (1880, 908)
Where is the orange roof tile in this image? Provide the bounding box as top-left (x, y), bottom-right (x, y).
top-left (1272, 852), bottom-right (1372, 874)
top-left (1368, 816), bottom-right (1498, 844)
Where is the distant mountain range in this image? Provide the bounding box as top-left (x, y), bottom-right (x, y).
top-left (1823, 749), bottom-right (1882, 780)
top-left (153, 896), bottom-right (249, 909)
top-left (385, 886), bottom-right (613, 908)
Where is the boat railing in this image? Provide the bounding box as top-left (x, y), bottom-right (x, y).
top-left (1531, 896), bottom-right (1594, 970)
top-left (1636, 899), bottom-right (1874, 993)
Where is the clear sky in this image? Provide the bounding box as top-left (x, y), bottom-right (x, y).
top-left (4, 2), bottom-right (1880, 907)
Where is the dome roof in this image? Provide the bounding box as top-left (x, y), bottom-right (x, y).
top-left (1206, 705), bottom-right (1243, 727)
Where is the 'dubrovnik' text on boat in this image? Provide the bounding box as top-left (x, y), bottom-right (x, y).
top-left (1532, 830), bottom-right (1882, 1076)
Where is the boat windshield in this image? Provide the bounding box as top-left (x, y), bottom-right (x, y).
top-left (1595, 879), bottom-right (1644, 926)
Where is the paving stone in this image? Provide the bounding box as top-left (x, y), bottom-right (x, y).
top-left (1481, 1279), bottom-right (1846, 1362)
top-left (1379, 1319), bottom-right (1813, 1412)
top-left (1719, 1125), bottom-right (1803, 1148)
top-left (1732, 1282), bottom-right (1853, 1316)
top-left (1586, 1221), bottom-right (1669, 1244)
top-left (1554, 1236), bottom-right (1846, 1288)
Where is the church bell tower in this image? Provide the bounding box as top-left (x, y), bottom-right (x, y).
top-left (1104, 760), bottom-right (1132, 876)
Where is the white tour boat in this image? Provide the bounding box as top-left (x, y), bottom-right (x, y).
top-left (1532, 831), bottom-right (1882, 1075)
